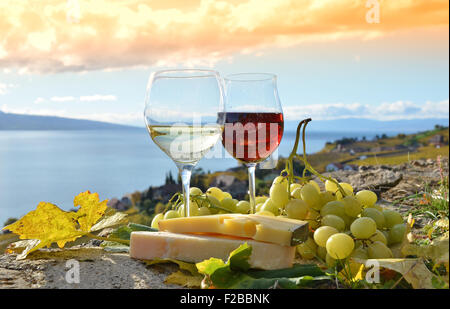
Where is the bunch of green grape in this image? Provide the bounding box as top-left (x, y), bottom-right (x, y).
top-left (150, 177), bottom-right (407, 266)
top-left (282, 178), bottom-right (408, 266)
top-left (150, 186), bottom-right (250, 227)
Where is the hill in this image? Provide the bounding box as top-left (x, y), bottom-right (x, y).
top-left (284, 118), bottom-right (449, 134)
top-left (0, 111), bottom-right (140, 130)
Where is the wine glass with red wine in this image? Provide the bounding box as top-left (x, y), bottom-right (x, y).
top-left (221, 73), bottom-right (284, 214)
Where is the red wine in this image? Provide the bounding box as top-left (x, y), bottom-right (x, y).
top-left (220, 112), bottom-right (284, 163)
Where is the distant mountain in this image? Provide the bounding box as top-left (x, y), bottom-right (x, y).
top-left (284, 118), bottom-right (449, 134)
top-left (0, 111), bottom-right (140, 130)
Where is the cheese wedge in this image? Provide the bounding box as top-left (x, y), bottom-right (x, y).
top-left (130, 231), bottom-right (296, 270)
top-left (157, 214), bottom-right (308, 246)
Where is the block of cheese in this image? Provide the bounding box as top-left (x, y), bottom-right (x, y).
top-left (130, 231), bottom-right (296, 270)
top-left (157, 214), bottom-right (308, 246)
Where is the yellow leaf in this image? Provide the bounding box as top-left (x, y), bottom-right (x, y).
top-left (164, 270), bottom-right (203, 288)
top-left (73, 191), bottom-right (108, 232)
top-left (2, 202), bottom-right (84, 259)
top-left (355, 258), bottom-right (438, 289)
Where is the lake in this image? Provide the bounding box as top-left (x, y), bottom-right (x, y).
top-left (0, 128), bottom-right (386, 224)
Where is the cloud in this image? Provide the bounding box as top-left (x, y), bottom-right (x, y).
top-left (0, 83), bottom-right (16, 95)
top-left (79, 95), bottom-right (117, 102)
top-left (33, 94), bottom-right (117, 103)
top-left (3, 99), bottom-right (448, 126)
top-left (0, 0), bottom-right (447, 73)
top-left (1, 103), bottom-right (141, 126)
top-left (283, 99), bottom-right (449, 121)
top-left (50, 96), bottom-right (76, 102)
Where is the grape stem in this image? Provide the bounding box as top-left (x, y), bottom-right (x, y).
top-left (282, 118), bottom-right (347, 198)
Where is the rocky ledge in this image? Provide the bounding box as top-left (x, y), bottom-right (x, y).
top-left (1, 157), bottom-right (448, 289)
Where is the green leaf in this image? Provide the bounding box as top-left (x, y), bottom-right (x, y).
top-left (228, 242), bottom-right (252, 272)
top-left (196, 258), bottom-right (226, 276)
top-left (196, 243), bottom-right (330, 289)
top-left (127, 223), bottom-right (158, 232)
top-left (109, 223), bottom-right (157, 241)
top-left (247, 264), bottom-right (325, 279)
top-left (233, 275), bottom-right (330, 289)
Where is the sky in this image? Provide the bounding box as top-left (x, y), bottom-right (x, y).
top-left (0, 0), bottom-right (448, 126)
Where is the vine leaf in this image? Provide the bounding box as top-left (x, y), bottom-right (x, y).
top-left (2, 191), bottom-right (113, 259)
top-left (74, 191), bottom-right (108, 232)
top-left (3, 202), bottom-right (85, 258)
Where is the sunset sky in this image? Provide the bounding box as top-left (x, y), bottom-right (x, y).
top-left (0, 0), bottom-right (448, 125)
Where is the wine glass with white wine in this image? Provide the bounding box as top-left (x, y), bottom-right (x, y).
top-left (144, 69), bottom-right (224, 217)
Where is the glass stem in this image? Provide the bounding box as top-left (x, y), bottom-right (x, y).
top-left (179, 165), bottom-right (193, 217)
top-left (246, 163), bottom-right (257, 214)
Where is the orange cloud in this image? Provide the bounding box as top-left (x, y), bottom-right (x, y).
top-left (0, 0), bottom-right (447, 73)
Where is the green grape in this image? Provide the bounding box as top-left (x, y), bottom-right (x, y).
top-left (290, 183), bottom-right (302, 193)
top-left (326, 233), bottom-right (355, 260)
top-left (255, 196), bottom-right (269, 205)
top-left (351, 247), bottom-right (369, 259)
top-left (361, 207), bottom-right (385, 229)
top-left (291, 187), bottom-right (302, 199)
top-left (221, 192), bottom-right (232, 200)
top-left (350, 217), bottom-right (377, 239)
top-left (325, 179), bottom-right (338, 193)
top-left (383, 210), bottom-right (404, 228)
top-left (320, 201), bottom-right (346, 219)
top-left (285, 199), bottom-right (309, 220)
top-left (370, 230), bottom-right (388, 245)
top-left (177, 202), bottom-right (199, 217)
top-left (260, 200), bottom-right (280, 216)
top-left (272, 176), bottom-right (288, 190)
top-left (206, 195), bottom-right (222, 214)
top-left (389, 223), bottom-right (406, 244)
top-left (309, 180), bottom-right (321, 193)
top-left (367, 241), bottom-right (393, 259)
top-left (164, 210), bottom-right (180, 220)
top-left (355, 190), bottom-right (377, 207)
top-left (342, 195), bottom-right (362, 217)
top-left (270, 182), bottom-right (289, 208)
top-left (221, 198), bottom-right (238, 212)
top-left (317, 246), bottom-right (328, 261)
top-left (189, 187), bottom-right (203, 196)
top-left (206, 187), bottom-right (225, 201)
top-left (382, 230), bottom-right (391, 245)
top-left (296, 237), bottom-right (317, 260)
top-left (197, 207), bottom-right (211, 216)
top-left (319, 191), bottom-right (336, 209)
top-left (372, 204), bottom-right (384, 212)
top-left (255, 203), bottom-right (264, 212)
top-left (306, 209), bottom-right (320, 229)
top-left (236, 201), bottom-right (251, 214)
top-left (300, 183), bottom-right (322, 209)
top-left (336, 182), bottom-right (354, 200)
top-left (341, 214), bottom-right (355, 229)
top-left (255, 210), bottom-right (275, 217)
top-left (313, 226), bottom-right (338, 247)
top-left (321, 214), bottom-right (346, 232)
top-left (151, 213), bottom-right (164, 229)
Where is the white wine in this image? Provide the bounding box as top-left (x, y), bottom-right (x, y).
top-left (148, 124), bottom-right (222, 164)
